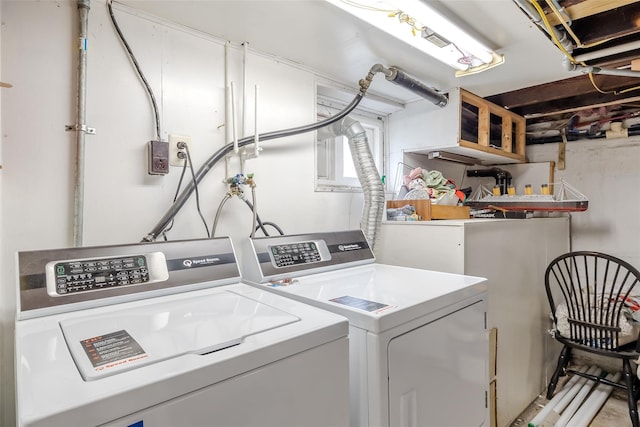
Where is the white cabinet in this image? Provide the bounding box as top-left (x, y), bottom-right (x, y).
top-left (376, 217), bottom-right (570, 427)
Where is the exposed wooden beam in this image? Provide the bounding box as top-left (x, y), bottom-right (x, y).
top-left (486, 74), bottom-right (640, 111)
top-left (486, 73), bottom-right (640, 118)
top-left (569, 3), bottom-right (640, 45)
top-left (544, 0), bottom-right (639, 26)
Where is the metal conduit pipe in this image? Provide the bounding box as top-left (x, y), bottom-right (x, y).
top-left (573, 40), bottom-right (640, 63)
top-left (512, 0), bottom-right (573, 54)
top-left (562, 56), bottom-right (640, 78)
top-left (74, 0), bottom-right (90, 246)
top-left (319, 117), bottom-right (385, 249)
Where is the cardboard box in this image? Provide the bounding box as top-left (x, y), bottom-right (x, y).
top-left (386, 199), bottom-right (470, 221)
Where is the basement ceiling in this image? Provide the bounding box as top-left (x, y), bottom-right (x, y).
top-left (118, 0), bottom-right (640, 144)
top-left (487, 0), bottom-right (640, 143)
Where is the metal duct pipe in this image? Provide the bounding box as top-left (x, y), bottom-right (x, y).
top-left (74, 0), bottom-right (90, 246)
top-left (384, 66), bottom-right (448, 107)
top-left (320, 118), bottom-right (385, 249)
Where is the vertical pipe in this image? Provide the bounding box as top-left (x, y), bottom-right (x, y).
top-left (242, 42), bottom-right (248, 138)
top-left (74, 0), bottom-right (90, 247)
top-left (254, 84), bottom-right (260, 156)
top-left (230, 82), bottom-right (238, 154)
top-left (224, 41), bottom-right (230, 144)
top-left (224, 41), bottom-right (230, 179)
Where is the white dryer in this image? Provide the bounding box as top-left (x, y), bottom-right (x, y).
top-left (15, 237), bottom-right (349, 427)
top-left (242, 230), bottom-right (489, 427)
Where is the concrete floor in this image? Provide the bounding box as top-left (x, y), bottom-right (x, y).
top-left (508, 361), bottom-right (635, 427)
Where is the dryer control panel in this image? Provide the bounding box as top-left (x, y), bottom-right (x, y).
top-left (46, 253), bottom-right (169, 296)
top-left (268, 240), bottom-right (330, 268)
top-left (243, 230), bottom-right (375, 284)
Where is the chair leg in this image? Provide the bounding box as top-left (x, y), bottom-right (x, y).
top-left (623, 359), bottom-right (640, 427)
top-left (547, 345), bottom-right (572, 399)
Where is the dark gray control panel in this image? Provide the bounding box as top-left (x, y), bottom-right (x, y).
top-left (46, 252), bottom-right (169, 296)
top-left (268, 241), bottom-right (328, 268)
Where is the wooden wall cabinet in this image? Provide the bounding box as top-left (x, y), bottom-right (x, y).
top-left (458, 88), bottom-right (527, 163)
top-left (390, 87), bottom-right (527, 165)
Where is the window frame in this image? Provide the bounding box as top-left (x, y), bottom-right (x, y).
top-left (315, 95), bottom-right (388, 192)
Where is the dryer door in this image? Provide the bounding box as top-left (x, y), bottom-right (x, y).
top-left (388, 300), bottom-right (487, 427)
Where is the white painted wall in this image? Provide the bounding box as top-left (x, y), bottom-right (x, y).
top-left (0, 2), bottom-right (365, 425)
top-left (526, 137), bottom-right (640, 267)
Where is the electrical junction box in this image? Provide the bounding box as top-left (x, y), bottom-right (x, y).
top-left (148, 140), bottom-right (169, 175)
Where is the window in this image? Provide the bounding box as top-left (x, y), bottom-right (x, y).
top-left (315, 94), bottom-right (387, 191)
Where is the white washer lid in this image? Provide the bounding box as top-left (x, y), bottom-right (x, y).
top-left (60, 290), bottom-right (300, 380)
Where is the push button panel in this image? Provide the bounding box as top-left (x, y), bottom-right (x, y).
top-left (46, 252), bottom-right (168, 296)
top-left (268, 241), bottom-right (328, 268)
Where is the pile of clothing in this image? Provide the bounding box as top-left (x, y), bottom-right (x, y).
top-left (397, 167), bottom-right (464, 205)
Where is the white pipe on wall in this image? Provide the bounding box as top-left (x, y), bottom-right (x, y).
top-left (73, 0), bottom-right (90, 246)
top-left (254, 85), bottom-right (260, 157)
top-left (242, 42), bottom-right (248, 138)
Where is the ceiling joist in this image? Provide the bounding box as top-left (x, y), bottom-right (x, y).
top-left (544, 0), bottom-right (639, 26)
top-left (486, 74), bottom-right (640, 118)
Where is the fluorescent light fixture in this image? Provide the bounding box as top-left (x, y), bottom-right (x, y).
top-left (326, 0), bottom-right (504, 75)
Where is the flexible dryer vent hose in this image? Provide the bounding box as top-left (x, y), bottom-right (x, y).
top-left (319, 118), bottom-right (385, 249)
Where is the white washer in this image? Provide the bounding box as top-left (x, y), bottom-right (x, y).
top-left (15, 237), bottom-right (349, 427)
top-left (242, 230), bottom-right (489, 427)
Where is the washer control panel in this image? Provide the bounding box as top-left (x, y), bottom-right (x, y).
top-left (268, 240), bottom-right (330, 268)
top-left (46, 252), bottom-right (169, 296)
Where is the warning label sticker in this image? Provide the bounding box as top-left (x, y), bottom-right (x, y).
top-left (81, 330), bottom-right (147, 370)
